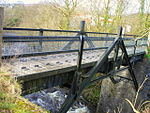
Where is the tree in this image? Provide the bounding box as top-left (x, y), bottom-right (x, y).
top-left (102, 0), bottom-right (111, 32)
top-left (89, 0), bottom-right (112, 32)
top-left (89, 0), bottom-right (103, 31)
top-left (114, 0), bottom-right (128, 26)
top-left (137, 0), bottom-right (150, 34)
top-left (143, 0), bottom-right (150, 32)
top-left (4, 4), bottom-right (25, 27)
top-left (51, 0), bottom-right (79, 30)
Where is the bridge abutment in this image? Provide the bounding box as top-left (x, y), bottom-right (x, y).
top-left (96, 59), bottom-right (147, 113)
top-left (97, 70), bottom-right (137, 113)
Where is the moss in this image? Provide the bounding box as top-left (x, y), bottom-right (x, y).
top-left (83, 75), bottom-right (102, 106)
top-left (84, 86), bottom-right (101, 105)
top-left (0, 102), bottom-right (16, 110)
top-left (145, 54), bottom-right (150, 59)
top-left (0, 70), bottom-right (49, 113)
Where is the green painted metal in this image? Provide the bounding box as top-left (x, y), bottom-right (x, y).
top-left (58, 26), bottom-right (139, 113)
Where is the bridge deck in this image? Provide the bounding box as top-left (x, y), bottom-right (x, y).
top-left (2, 26), bottom-right (148, 95)
top-left (4, 47), bottom-right (145, 82)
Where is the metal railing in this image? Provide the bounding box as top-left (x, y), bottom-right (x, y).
top-left (2, 22), bottom-right (147, 59)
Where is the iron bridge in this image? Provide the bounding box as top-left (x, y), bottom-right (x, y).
top-left (2, 21), bottom-right (148, 113)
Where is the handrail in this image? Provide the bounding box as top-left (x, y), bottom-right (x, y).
top-left (2, 23), bottom-right (147, 59)
top-left (3, 35), bottom-right (139, 42)
top-left (2, 47), bottom-right (108, 59)
top-left (2, 43), bottom-right (147, 59)
top-left (3, 27), bottom-right (139, 37)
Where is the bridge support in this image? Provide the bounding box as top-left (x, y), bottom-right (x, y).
top-left (58, 26), bottom-right (140, 113)
top-left (96, 60), bottom-right (146, 113)
top-left (0, 7), bottom-right (4, 67)
top-left (96, 70), bottom-right (136, 113)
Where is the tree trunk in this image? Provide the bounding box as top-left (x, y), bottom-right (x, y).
top-left (0, 7), bottom-right (4, 67)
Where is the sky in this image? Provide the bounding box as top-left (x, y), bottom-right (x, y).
top-left (1, 0), bottom-right (150, 14)
top-left (6, 0), bottom-right (44, 4)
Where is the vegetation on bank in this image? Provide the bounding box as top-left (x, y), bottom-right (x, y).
top-left (145, 47), bottom-right (150, 59)
top-left (0, 69), bottom-right (49, 113)
top-left (83, 81), bottom-right (101, 105)
top-left (82, 73), bottom-right (104, 106)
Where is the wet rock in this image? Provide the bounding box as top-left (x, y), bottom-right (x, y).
top-left (96, 59), bottom-right (150, 113)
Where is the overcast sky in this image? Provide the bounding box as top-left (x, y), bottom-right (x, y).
top-left (6, 0), bottom-right (43, 4)
top-left (2, 0), bottom-right (150, 15)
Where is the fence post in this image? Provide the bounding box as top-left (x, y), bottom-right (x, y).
top-left (0, 7), bottom-right (4, 67)
top-left (77, 21), bottom-right (85, 70)
top-left (104, 33), bottom-right (109, 46)
top-left (39, 30), bottom-right (43, 52)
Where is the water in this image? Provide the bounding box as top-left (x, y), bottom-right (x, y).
top-left (24, 87), bottom-right (90, 113)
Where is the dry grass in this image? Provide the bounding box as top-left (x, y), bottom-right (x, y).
top-left (0, 66), bottom-right (49, 113)
top-left (125, 77), bottom-right (150, 113)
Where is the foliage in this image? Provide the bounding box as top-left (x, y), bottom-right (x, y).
top-left (3, 0), bottom-right (150, 35)
top-left (6, 18), bottom-right (21, 27)
top-left (145, 47), bottom-right (150, 59)
top-left (4, 5), bottom-right (24, 27)
top-left (54, 0), bottom-right (78, 30)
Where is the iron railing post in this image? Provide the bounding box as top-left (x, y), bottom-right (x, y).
top-left (104, 33), bottom-right (109, 46)
top-left (77, 21), bottom-right (85, 71)
top-left (58, 21), bottom-right (85, 113)
top-left (71, 21), bottom-right (85, 94)
top-left (39, 30), bottom-right (43, 52)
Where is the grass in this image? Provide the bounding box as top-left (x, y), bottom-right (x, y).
top-left (145, 47), bottom-right (150, 59)
top-left (145, 54), bottom-right (150, 59)
top-left (0, 68), bottom-right (49, 113)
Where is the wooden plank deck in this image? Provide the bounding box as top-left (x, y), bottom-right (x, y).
top-left (4, 47), bottom-right (146, 81)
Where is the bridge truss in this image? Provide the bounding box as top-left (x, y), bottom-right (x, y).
top-left (58, 25), bottom-right (139, 113)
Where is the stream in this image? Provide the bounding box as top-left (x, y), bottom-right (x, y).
top-left (24, 87), bottom-right (90, 113)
